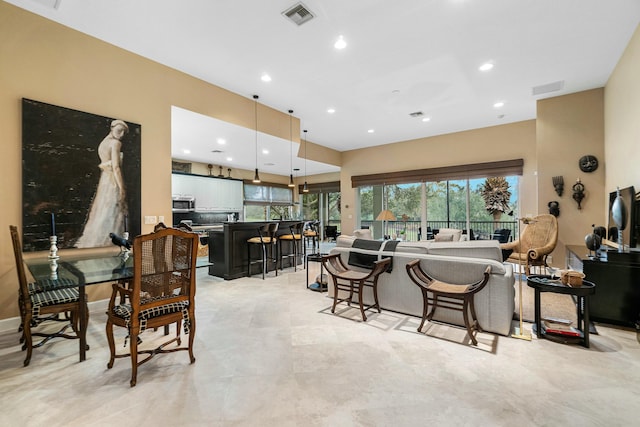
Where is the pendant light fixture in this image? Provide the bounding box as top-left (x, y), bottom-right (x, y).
top-left (252, 94), bottom-right (261, 183)
top-left (302, 129), bottom-right (309, 193)
top-left (288, 109), bottom-right (295, 188)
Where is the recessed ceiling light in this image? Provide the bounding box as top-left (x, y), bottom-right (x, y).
top-left (183, 149), bottom-right (191, 154)
top-left (226, 157), bottom-right (233, 161)
top-left (262, 149), bottom-right (269, 154)
top-left (217, 138), bottom-right (226, 145)
top-left (367, 129), bottom-right (375, 133)
top-left (261, 73), bottom-right (272, 82)
top-left (422, 117), bottom-right (431, 122)
top-left (479, 62), bottom-right (494, 72)
top-left (327, 108), bottom-right (335, 114)
top-left (334, 35), bottom-right (347, 50)
top-left (493, 101), bottom-right (505, 108)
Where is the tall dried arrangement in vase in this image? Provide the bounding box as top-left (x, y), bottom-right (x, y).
top-left (481, 177), bottom-right (511, 226)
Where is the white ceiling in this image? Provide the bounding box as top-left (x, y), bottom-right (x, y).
top-left (8, 0), bottom-right (640, 176)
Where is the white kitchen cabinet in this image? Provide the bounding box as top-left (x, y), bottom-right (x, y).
top-left (172, 173), bottom-right (243, 211)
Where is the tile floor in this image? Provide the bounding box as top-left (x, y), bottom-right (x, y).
top-left (1, 262), bottom-right (639, 427)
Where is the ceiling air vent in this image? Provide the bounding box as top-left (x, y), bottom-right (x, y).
top-left (282, 2), bottom-right (315, 26)
top-left (211, 149), bottom-right (224, 154)
top-left (532, 80), bottom-right (564, 96)
top-left (409, 111), bottom-right (424, 118)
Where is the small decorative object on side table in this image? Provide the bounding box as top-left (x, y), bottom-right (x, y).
top-left (527, 275), bottom-right (596, 348)
top-left (306, 253), bottom-right (328, 292)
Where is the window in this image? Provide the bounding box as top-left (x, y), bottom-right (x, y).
top-left (244, 183), bottom-right (293, 221)
top-left (358, 177), bottom-right (519, 240)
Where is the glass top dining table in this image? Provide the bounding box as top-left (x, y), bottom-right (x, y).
top-left (24, 250), bottom-right (209, 362)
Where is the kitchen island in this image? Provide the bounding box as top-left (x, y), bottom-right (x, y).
top-left (208, 220), bottom-right (305, 280)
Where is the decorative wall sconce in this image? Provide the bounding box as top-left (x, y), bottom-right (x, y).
top-left (548, 200), bottom-right (560, 217)
top-left (572, 178), bottom-right (585, 209)
top-left (552, 176), bottom-right (564, 196)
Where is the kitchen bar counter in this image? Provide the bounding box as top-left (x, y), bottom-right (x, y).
top-left (208, 221), bottom-right (304, 280)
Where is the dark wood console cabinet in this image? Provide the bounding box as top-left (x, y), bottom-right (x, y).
top-left (209, 221), bottom-right (304, 280)
top-left (566, 245), bottom-right (640, 327)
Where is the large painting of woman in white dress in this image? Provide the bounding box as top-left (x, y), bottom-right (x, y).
top-left (21, 99), bottom-right (141, 251)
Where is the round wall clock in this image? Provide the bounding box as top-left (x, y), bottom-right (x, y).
top-left (579, 155), bottom-right (599, 173)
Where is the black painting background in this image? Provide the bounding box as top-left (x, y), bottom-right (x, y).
top-left (22, 99), bottom-right (141, 251)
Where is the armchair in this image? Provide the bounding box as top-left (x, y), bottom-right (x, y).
top-left (501, 214), bottom-right (558, 275)
top-left (106, 226), bottom-right (199, 386)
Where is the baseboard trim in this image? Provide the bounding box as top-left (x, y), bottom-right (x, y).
top-left (0, 298), bottom-right (109, 334)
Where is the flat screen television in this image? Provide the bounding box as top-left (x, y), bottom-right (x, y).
top-left (607, 186), bottom-right (638, 249)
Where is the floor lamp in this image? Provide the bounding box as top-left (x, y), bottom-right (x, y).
top-left (376, 209), bottom-right (396, 239)
top-left (512, 217), bottom-right (535, 341)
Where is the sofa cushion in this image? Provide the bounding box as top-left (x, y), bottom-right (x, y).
top-left (336, 235), bottom-right (356, 247)
top-left (436, 228), bottom-right (462, 241)
top-left (426, 240), bottom-right (503, 262)
top-left (353, 228), bottom-right (373, 240)
top-left (435, 233), bottom-right (454, 242)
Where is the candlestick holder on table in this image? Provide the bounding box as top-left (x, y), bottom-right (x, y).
top-left (48, 235), bottom-right (59, 259)
top-left (49, 257), bottom-right (58, 280)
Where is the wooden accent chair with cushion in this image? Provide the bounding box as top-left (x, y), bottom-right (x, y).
top-left (106, 226), bottom-right (199, 386)
top-left (9, 225), bottom-right (85, 366)
top-left (500, 214), bottom-right (558, 275)
top-left (406, 259), bottom-right (491, 345)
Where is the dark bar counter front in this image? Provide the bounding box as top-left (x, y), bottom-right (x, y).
top-left (208, 220), bottom-right (304, 280)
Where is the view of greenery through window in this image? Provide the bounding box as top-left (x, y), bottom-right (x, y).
top-left (302, 192), bottom-right (341, 227)
top-left (359, 176), bottom-right (519, 240)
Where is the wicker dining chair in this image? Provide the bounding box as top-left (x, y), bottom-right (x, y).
top-left (105, 226), bottom-right (199, 386)
top-left (9, 225), bottom-right (85, 366)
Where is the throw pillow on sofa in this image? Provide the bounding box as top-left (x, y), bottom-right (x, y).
top-left (434, 233), bottom-right (454, 242)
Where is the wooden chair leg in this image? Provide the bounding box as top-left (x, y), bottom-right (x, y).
top-left (357, 280), bottom-right (367, 321)
top-left (106, 319), bottom-right (116, 369)
top-left (23, 312), bottom-right (33, 367)
top-left (188, 315), bottom-right (196, 364)
top-left (331, 278), bottom-right (339, 314)
top-left (418, 289), bottom-right (429, 332)
top-left (130, 329), bottom-right (139, 387)
top-left (462, 299), bottom-right (477, 346)
top-left (176, 319), bottom-right (182, 346)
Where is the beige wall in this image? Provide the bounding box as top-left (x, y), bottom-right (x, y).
top-left (339, 121), bottom-right (539, 234)
top-left (536, 89), bottom-right (605, 264)
top-left (605, 24), bottom-right (640, 196)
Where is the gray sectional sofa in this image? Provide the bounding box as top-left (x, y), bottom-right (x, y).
top-left (328, 236), bottom-right (515, 336)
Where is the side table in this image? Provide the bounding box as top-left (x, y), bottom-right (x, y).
top-left (306, 253), bottom-right (328, 292)
top-left (527, 275), bottom-right (596, 348)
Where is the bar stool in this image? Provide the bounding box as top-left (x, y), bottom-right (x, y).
top-left (279, 222), bottom-right (304, 271)
top-left (303, 220), bottom-right (320, 255)
top-left (247, 223), bottom-right (279, 279)
top-left (322, 254), bottom-right (391, 321)
top-left (405, 260), bottom-right (491, 345)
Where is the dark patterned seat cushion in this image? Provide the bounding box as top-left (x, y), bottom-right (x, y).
top-left (112, 299), bottom-right (191, 334)
top-left (28, 277), bottom-right (77, 295)
top-left (30, 287), bottom-right (79, 316)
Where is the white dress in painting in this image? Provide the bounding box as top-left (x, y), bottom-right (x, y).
top-left (75, 120), bottom-right (129, 248)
